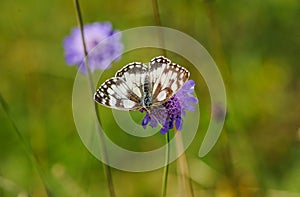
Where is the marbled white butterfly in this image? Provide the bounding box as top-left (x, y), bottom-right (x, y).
top-left (94, 56), bottom-right (190, 111)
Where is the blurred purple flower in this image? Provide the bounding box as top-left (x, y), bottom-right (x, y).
top-left (63, 22), bottom-right (123, 73)
top-left (141, 80), bottom-right (198, 134)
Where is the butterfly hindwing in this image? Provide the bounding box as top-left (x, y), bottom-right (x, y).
top-left (94, 77), bottom-right (141, 110)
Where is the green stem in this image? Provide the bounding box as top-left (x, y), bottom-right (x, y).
top-left (73, 1), bottom-right (116, 197)
top-left (152, 0), bottom-right (162, 26)
top-left (152, 0), bottom-right (167, 57)
top-left (162, 131), bottom-right (170, 197)
top-left (73, 0), bottom-right (94, 90)
top-left (151, 1), bottom-right (170, 196)
top-left (0, 94), bottom-right (52, 196)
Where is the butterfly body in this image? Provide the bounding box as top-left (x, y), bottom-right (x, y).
top-left (94, 56), bottom-right (190, 111)
top-left (141, 76), bottom-right (152, 108)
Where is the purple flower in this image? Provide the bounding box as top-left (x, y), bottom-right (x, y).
top-left (63, 22), bottom-right (123, 73)
top-left (141, 80), bottom-right (198, 134)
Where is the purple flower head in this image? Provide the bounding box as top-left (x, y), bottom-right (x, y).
top-left (63, 22), bottom-right (123, 73)
top-left (141, 80), bottom-right (198, 134)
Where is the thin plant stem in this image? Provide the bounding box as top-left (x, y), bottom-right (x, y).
top-left (152, 0), bottom-right (161, 26)
top-left (162, 131), bottom-right (170, 197)
top-left (152, 0), bottom-right (167, 57)
top-left (73, 1), bottom-right (116, 197)
top-left (0, 94), bottom-right (52, 197)
top-left (73, 0), bottom-right (94, 90)
top-left (175, 129), bottom-right (194, 197)
top-left (151, 0), bottom-right (170, 196)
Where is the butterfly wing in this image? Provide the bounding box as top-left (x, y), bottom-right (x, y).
top-left (149, 56), bottom-right (190, 105)
top-left (94, 57), bottom-right (190, 110)
top-left (115, 62), bottom-right (148, 100)
top-left (94, 77), bottom-right (141, 111)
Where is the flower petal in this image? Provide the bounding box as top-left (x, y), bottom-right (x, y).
top-left (63, 22), bottom-right (123, 73)
top-left (160, 127), bottom-right (169, 134)
top-left (140, 79), bottom-right (198, 134)
top-left (142, 114), bottom-right (151, 129)
top-left (175, 117), bottom-right (183, 130)
top-left (183, 80), bottom-right (195, 89)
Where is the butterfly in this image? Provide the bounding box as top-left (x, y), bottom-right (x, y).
top-left (94, 56), bottom-right (190, 111)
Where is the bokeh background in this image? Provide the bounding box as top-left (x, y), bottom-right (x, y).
top-left (1, 0), bottom-right (300, 196)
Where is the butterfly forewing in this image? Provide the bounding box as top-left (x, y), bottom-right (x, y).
top-left (149, 56), bottom-right (190, 105)
top-left (149, 56), bottom-right (170, 92)
top-left (94, 77), bottom-right (141, 110)
top-left (115, 62), bottom-right (148, 98)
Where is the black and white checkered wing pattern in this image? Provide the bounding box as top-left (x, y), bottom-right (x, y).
top-left (115, 62), bottom-right (148, 99)
top-left (94, 77), bottom-right (141, 111)
top-left (94, 56), bottom-right (190, 110)
top-left (149, 56), bottom-right (190, 105)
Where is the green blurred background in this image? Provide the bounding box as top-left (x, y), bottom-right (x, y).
top-left (1, 0), bottom-right (300, 196)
